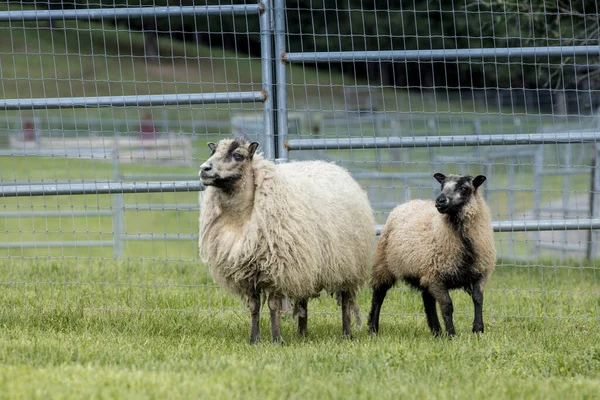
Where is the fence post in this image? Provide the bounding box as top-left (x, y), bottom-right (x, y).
top-left (274, 0), bottom-right (289, 163)
top-left (259, 0), bottom-right (275, 160)
top-left (112, 132), bottom-right (124, 258)
top-left (532, 145), bottom-right (544, 259)
top-left (587, 145), bottom-right (599, 261)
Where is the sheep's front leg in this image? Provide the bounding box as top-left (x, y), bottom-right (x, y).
top-left (471, 281), bottom-right (485, 333)
top-left (249, 292), bottom-right (261, 344)
top-left (421, 290), bottom-right (442, 336)
top-left (268, 293), bottom-right (283, 344)
top-left (429, 284), bottom-right (455, 336)
top-left (296, 298), bottom-right (308, 337)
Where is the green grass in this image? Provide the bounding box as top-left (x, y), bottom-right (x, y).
top-left (0, 259), bottom-right (598, 398)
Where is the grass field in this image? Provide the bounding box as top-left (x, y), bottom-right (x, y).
top-left (0, 259), bottom-right (598, 399)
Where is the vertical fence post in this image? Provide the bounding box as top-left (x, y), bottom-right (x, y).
top-left (507, 162), bottom-right (515, 257)
top-left (274, 0), bottom-right (288, 163)
top-left (259, 0), bottom-right (275, 160)
top-left (587, 145), bottom-right (599, 261)
top-left (532, 145), bottom-right (544, 260)
top-left (112, 132), bottom-right (124, 258)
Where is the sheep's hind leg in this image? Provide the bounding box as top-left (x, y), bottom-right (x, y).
top-left (422, 290), bottom-right (442, 336)
top-left (340, 291), bottom-right (353, 338)
top-left (471, 282), bottom-right (485, 334)
top-left (428, 284), bottom-right (456, 336)
top-left (268, 293), bottom-right (283, 344)
top-left (249, 292), bottom-right (261, 344)
top-left (367, 282), bottom-right (393, 334)
top-left (297, 299), bottom-right (308, 337)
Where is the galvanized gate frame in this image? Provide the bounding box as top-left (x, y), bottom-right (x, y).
top-left (1, 2), bottom-right (600, 257)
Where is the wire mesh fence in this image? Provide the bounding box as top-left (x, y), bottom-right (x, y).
top-left (0, 1), bottom-right (599, 322)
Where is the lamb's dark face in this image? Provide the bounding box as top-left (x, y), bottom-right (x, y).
top-left (199, 138), bottom-right (259, 190)
top-left (433, 173), bottom-right (486, 215)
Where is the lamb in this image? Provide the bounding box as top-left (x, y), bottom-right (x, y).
top-left (367, 173), bottom-right (496, 336)
top-left (198, 137), bottom-right (375, 344)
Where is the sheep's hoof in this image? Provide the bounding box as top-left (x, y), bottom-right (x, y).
top-left (367, 322), bottom-right (379, 334)
top-left (271, 335), bottom-right (285, 345)
top-left (250, 335), bottom-right (261, 345)
top-left (472, 326), bottom-right (484, 334)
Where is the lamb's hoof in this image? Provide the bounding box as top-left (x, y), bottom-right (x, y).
top-left (367, 323), bottom-right (378, 334)
top-left (297, 330), bottom-right (308, 338)
top-left (472, 326), bottom-right (484, 334)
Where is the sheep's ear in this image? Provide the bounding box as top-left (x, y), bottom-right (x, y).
top-left (473, 175), bottom-right (487, 188)
top-left (248, 142), bottom-right (259, 159)
top-left (207, 142), bottom-right (217, 154)
top-left (433, 173), bottom-right (446, 184)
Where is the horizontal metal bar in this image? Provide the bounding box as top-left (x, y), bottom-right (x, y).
top-left (0, 210), bottom-right (113, 218)
top-left (538, 206), bottom-right (588, 214)
top-left (536, 243), bottom-right (587, 252)
top-left (122, 174), bottom-right (199, 181)
top-left (0, 181), bottom-right (203, 197)
top-left (1, 180), bottom-right (86, 186)
top-left (376, 219), bottom-right (600, 235)
top-left (284, 46), bottom-right (600, 63)
top-left (353, 172), bottom-right (432, 180)
top-left (0, 241), bottom-right (113, 249)
top-left (0, 5), bottom-right (261, 22)
top-left (123, 204), bottom-right (199, 211)
top-left (287, 132), bottom-right (600, 150)
top-left (122, 234), bottom-right (198, 241)
top-left (493, 219), bottom-right (600, 232)
top-left (538, 168), bottom-right (590, 176)
top-left (0, 92), bottom-right (266, 110)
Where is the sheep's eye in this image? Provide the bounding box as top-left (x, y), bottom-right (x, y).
top-left (460, 186), bottom-right (468, 193)
top-left (233, 153), bottom-right (244, 162)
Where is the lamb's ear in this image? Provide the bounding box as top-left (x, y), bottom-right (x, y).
top-left (248, 142), bottom-right (259, 159)
top-left (473, 175), bottom-right (487, 188)
top-left (433, 173), bottom-right (446, 184)
top-left (207, 142), bottom-right (217, 154)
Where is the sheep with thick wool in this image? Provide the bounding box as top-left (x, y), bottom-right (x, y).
top-left (368, 173), bottom-right (496, 336)
top-left (198, 138), bottom-right (375, 344)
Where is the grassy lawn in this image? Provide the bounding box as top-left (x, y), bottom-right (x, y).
top-left (0, 259), bottom-right (598, 398)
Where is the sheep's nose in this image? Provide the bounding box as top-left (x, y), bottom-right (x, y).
top-left (436, 195), bottom-right (448, 206)
top-left (200, 163), bottom-right (212, 172)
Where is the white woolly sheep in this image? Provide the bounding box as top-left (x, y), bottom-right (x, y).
top-left (367, 173), bottom-right (496, 336)
top-left (198, 138), bottom-right (375, 344)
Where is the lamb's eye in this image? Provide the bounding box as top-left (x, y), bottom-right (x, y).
top-left (460, 186), bottom-right (468, 193)
top-left (233, 153), bottom-right (244, 162)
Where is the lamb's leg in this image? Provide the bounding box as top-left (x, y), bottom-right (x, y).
top-left (429, 284), bottom-right (455, 336)
top-left (268, 293), bottom-right (283, 344)
top-left (340, 291), bottom-right (353, 338)
top-left (421, 290), bottom-right (442, 336)
top-left (297, 298), bottom-right (308, 337)
top-left (249, 292), bottom-right (261, 344)
top-left (367, 282), bottom-right (393, 334)
top-left (471, 281), bottom-right (485, 333)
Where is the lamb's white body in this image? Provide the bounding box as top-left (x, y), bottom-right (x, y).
top-left (199, 151), bottom-right (374, 340)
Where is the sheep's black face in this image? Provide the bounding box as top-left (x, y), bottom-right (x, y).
top-left (433, 173), bottom-right (486, 215)
top-left (199, 138), bottom-right (259, 190)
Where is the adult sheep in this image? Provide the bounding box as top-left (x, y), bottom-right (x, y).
top-left (367, 173), bottom-right (496, 336)
top-left (198, 138), bottom-right (375, 344)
